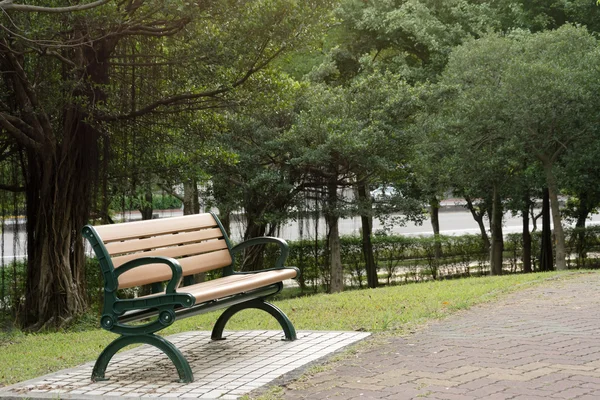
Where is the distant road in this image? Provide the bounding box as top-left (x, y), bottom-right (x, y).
top-left (0, 229), bottom-right (27, 263)
top-left (270, 209), bottom-right (600, 241)
top-left (3, 206), bottom-right (600, 262)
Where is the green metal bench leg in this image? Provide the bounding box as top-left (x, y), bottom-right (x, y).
top-left (211, 299), bottom-right (297, 341)
top-left (92, 334), bottom-right (194, 383)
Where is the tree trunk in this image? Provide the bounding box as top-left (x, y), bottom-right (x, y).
top-left (22, 38), bottom-right (112, 329)
top-left (357, 183), bottom-right (377, 288)
top-left (430, 196), bottom-right (442, 267)
top-left (430, 196), bottom-right (440, 237)
top-left (23, 125), bottom-right (98, 329)
top-left (100, 136), bottom-right (111, 224)
top-left (219, 208), bottom-right (232, 237)
top-left (240, 193), bottom-right (289, 272)
top-left (139, 188), bottom-right (153, 220)
top-left (489, 185), bottom-right (504, 275)
top-left (574, 192), bottom-right (590, 266)
top-left (326, 181), bottom-right (343, 293)
top-left (575, 191), bottom-right (590, 229)
top-left (465, 196), bottom-right (491, 251)
top-left (542, 162), bottom-right (566, 270)
top-left (539, 188), bottom-right (554, 272)
top-left (183, 178), bottom-right (199, 215)
top-left (182, 179), bottom-right (204, 283)
top-left (240, 217), bottom-right (268, 272)
top-left (522, 195), bottom-right (532, 273)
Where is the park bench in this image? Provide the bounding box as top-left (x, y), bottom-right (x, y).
top-left (82, 212), bottom-right (299, 383)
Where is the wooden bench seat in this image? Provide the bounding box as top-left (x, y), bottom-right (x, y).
top-left (82, 212), bottom-right (299, 383)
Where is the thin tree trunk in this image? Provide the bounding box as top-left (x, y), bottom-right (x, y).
top-left (327, 181), bottom-right (343, 293)
top-left (139, 188), bottom-right (153, 220)
top-left (219, 208), bottom-right (232, 237)
top-left (574, 192), bottom-right (590, 266)
top-left (241, 218), bottom-right (268, 272)
top-left (430, 196), bottom-right (442, 267)
top-left (522, 194), bottom-right (532, 273)
top-left (357, 183), bottom-right (377, 288)
top-left (184, 179), bottom-right (204, 282)
top-left (540, 188), bottom-right (554, 272)
top-left (542, 162), bottom-right (566, 270)
top-left (100, 136), bottom-right (111, 224)
top-left (358, 183), bottom-right (379, 288)
top-left (465, 196), bottom-right (491, 251)
top-left (575, 200), bottom-right (590, 229)
top-left (430, 196), bottom-right (440, 237)
top-left (489, 185), bottom-right (504, 275)
top-left (183, 178), bottom-right (199, 215)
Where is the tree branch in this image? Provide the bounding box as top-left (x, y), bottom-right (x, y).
top-left (100, 88), bottom-right (226, 121)
top-left (99, 40), bottom-right (286, 121)
top-left (109, 61), bottom-right (179, 67)
top-left (0, 0), bottom-right (109, 13)
top-left (159, 184), bottom-right (184, 202)
top-left (0, 113), bottom-right (43, 151)
top-left (40, 49), bottom-right (76, 67)
top-left (1, 113), bottom-right (36, 138)
top-left (4, 45), bottom-right (54, 143)
top-left (0, 182), bottom-right (25, 192)
top-left (122, 21), bottom-right (188, 37)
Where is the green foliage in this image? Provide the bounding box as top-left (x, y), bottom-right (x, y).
top-left (519, 0), bottom-right (600, 32)
top-left (331, 0), bottom-right (524, 82)
top-left (431, 25), bottom-right (600, 270)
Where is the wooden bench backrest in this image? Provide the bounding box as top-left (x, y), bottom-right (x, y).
top-left (92, 213), bottom-right (232, 289)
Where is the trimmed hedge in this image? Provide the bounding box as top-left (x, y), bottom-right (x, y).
top-left (286, 234), bottom-right (491, 291)
top-left (285, 226), bottom-right (600, 291)
top-left (3, 223), bottom-right (600, 322)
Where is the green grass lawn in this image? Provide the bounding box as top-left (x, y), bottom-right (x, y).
top-left (0, 271), bottom-right (581, 387)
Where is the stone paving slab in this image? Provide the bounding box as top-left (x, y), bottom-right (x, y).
top-left (0, 330), bottom-right (370, 399)
top-left (281, 272), bottom-right (600, 399)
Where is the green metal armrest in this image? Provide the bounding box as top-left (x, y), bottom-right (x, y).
top-left (231, 237), bottom-right (290, 270)
top-left (111, 256), bottom-right (194, 314)
top-left (114, 256), bottom-right (183, 294)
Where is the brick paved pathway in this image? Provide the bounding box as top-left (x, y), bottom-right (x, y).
top-left (281, 272), bottom-right (600, 400)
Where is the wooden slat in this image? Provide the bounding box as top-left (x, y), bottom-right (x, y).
top-left (112, 239), bottom-right (228, 268)
top-left (117, 249), bottom-right (232, 289)
top-left (177, 250), bottom-right (233, 275)
top-left (105, 228), bottom-right (223, 255)
top-left (95, 213), bottom-right (218, 242)
top-left (180, 269), bottom-right (297, 303)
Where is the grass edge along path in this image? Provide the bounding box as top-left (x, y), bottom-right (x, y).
top-left (0, 271), bottom-right (585, 387)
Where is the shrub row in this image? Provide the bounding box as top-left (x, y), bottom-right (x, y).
top-left (2, 224), bottom-right (600, 322)
top-left (281, 226), bottom-right (600, 291)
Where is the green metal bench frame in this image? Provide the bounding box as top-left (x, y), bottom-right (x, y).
top-left (82, 213), bottom-right (298, 383)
